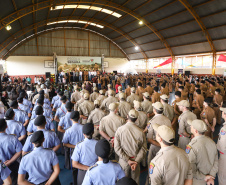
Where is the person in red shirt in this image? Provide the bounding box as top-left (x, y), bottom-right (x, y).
top-left (115, 82), bottom-right (122, 93)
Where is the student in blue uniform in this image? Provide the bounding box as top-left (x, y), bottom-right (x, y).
top-left (82, 139), bottom-right (125, 185)
top-left (62, 111), bottom-right (84, 170)
top-left (18, 131), bottom-right (61, 185)
top-left (58, 102), bottom-right (73, 133)
top-left (27, 105), bottom-right (54, 135)
top-left (54, 95), bottom-right (68, 122)
top-left (53, 91), bottom-right (64, 112)
top-left (10, 100), bottom-right (29, 127)
top-left (0, 160), bottom-right (12, 185)
top-left (22, 115), bottom-right (60, 155)
top-left (72, 123), bottom-right (98, 185)
top-left (5, 108), bottom-right (26, 142)
top-left (35, 90), bottom-right (51, 106)
top-left (17, 96), bottom-right (31, 117)
top-left (0, 119), bottom-right (23, 185)
top-left (20, 92), bottom-right (33, 111)
top-left (51, 89), bottom-right (61, 107)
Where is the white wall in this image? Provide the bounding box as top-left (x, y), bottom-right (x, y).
top-left (6, 56), bottom-right (55, 76)
top-left (103, 58), bottom-right (129, 72)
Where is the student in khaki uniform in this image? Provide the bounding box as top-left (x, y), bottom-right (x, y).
top-left (136, 82), bottom-right (146, 101)
top-left (89, 87), bottom-right (99, 102)
top-left (115, 86), bottom-right (123, 99)
top-left (160, 83), bottom-right (169, 96)
top-left (206, 81), bottom-right (216, 98)
top-left (125, 85), bottom-right (131, 97)
top-left (149, 124), bottom-right (193, 185)
top-left (217, 106), bottom-right (226, 185)
top-left (133, 100), bottom-right (148, 130)
top-left (189, 81), bottom-right (195, 107)
top-left (80, 84), bottom-right (89, 95)
top-left (96, 90), bottom-right (106, 106)
top-left (177, 100), bottom-right (197, 150)
top-left (201, 98), bottom-right (216, 138)
top-left (74, 92), bottom-right (85, 111)
top-left (171, 91), bottom-right (182, 132)
top-left (186, 119), bottom-right (218, 185)
top-left (145, 83), bottom-right (153, 96)
top-left (105, 84), bottom-right (116, 96)
top-left (160, 95), bottom-right (174, 122)
top-left (87, 100), bottom-right (106, 140)
top-left (151, 87), bottom-right (160, 103)
top-left (179, 86), bottom-right (188, 100)
top-left (145, 102), bottom-right (171, 185)
top-left (192, 89), bottom-right (204, 119)
top-left (114, 109), bottom-right (147, 185)
top-left (150, 78), bottom-right (157, 87)
top-left (118, 93), bottom-right (132, 119)
top-left (99, 103), bottom-right (125, 146)
top-left (126, 87), bottom-right (139, 107)
top-left (71, 85), bottom-right (81, 104)
top-left (141, 92), bottom-right (153, 118)
top-left (213, 88), bottom-right (223, 124)
top-left (78, 93), bottom-right (94, 125)
top-left (100, 90), bottom-right (118, 112)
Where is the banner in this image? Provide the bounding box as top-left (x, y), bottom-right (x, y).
top-left (57, 56), bottom-right (102, 72)
top-left (218, 54), bottom-right (226, 62)
top-left (178, 69), bottom-right (183, 75)
top-left (154, 58), bottom-right (172, 68)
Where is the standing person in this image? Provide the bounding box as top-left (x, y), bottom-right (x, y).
top-left (0, 119), bottom-right (23, 185)
top-left (117, 93), bottom-right (132, 119)
top-left (149, 124), bottom-right (193, 185)
top-left (192, 89), bottom-right (204, 119)
top-left (186, 119), bottom-right (218, 185)
top-left (114, 109), bottom-right (147, 184)
top-left (151, 87), bottom-right (160, 103)
top-left (82, 139), bottom-right (125, 185)
top-left (18, 131), bottom-right (61, 185)
top-left (71, 85), bottom-right (80, 104)
top-left (213, 88), bottom-right (223, 124)
top-left (141, 92), bottom-right (153, 118)
top-left (126, 87), bottom-right (139, 108)
top-left (136, 82), bottom-right (146, 101)
top-left (71, 123), bottom-right (98, 185)
top-left (160, 95), bottom-right (174, 122)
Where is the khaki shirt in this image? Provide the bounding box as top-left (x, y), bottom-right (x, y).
top-left (125, 87), bottom-right (131, 97)
top-left (99, 112), bottom-right (125, 137)
top-left (141, 99), bottom-right (153, 114)
top-left (71, 90), bottom-right (80, 103)
top-left (150, 146), bottom-right (193, 185)
top-left (187, 135), bottom-right (218, 180)
top-left (32, 93), bottom-right (49, 104)
top-left (213, 94), bottom-right (223, 106)
top-left (147, 114), bottom-right (171, 140)
top-left (87, 108), bottom-right (106, 126)
top-left (136, 87), bottom-right (146, 101)
top-left (181, 91), bottom-right (188, 100)
top-left (162, 103), bottom-right (174, 122)
top-left (172, 98), bottom-right (182, 116)
top-left (118, 100), bottom-right (132, 119)
top-left (100, 96), bottom-right (118, 111)
top-left (160, 88), bottom-right (169, 96)
top-left (192, 94), bottom-right (204, 110)
top-left (114, 121), bottom-right (147, 163)
top-left (151, 80), bottom-right (157, 87)
top-left (78, 100), bottom-right (94, 117)
top-left (126, 93), bottom-right (139, 107)
top-left (178, 110), bottom-right (197, 136)
top-left (217, 122), bottom-right (226, 154)
top-left (201, 106), bottom-right (215, 124)
top-left (96, 95), bottom-right (107, 106)
top-left (105, 89), bottom-right (116, 96)
top-left (145, 86), bottom-right (153, 96)
top-left (74, 99), bottom-right (84, 111)
top-left (89, 92), bottom-right (99, 102)
top-left (135, 110), bottom-right (148, 130)
top-left (151, 92), bottom-right (160, 103)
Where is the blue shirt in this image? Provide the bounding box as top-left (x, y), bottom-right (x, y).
top-left (18, 103), bottom-right (31, 114)
top-left (51, 95), bottom-right (60, 105)
top-left (82, 161), bottom-right (125, 185)
top-left (53, 99), bottom-right (62, 110)
top-left (18, 146), bottom-right (59, 184)
top-left (62, 123), bottom-right (84, 145)
top-left (22, 129), bottom-right (60, 152)
top-left (71, 138), bottom-right (98, 166)
top-left (27, 117), bottom-right (54, 133)
top-left (0, 133), bottom-right (23, 162)
top-left (31, 105), bottom-right (52, 120)
top-left (6, 120), bottom-right (26, 138)
top-left (13, 109), bottom-right (29, 123)
top-left (35, 98), bottom-right (51, 106)
top-left (23, 98), bottom-right (33, 110)
top-left (55, 104), bottom-right (67, 119)
top-left (0, 161), bottom-right (11, 182)
top-left (59, 112), bottom-right (73, 130)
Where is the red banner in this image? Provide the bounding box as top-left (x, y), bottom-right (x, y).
top-left (218, 54), bottom-right (226, 62)
top-left (154, 58), bottom-right (172, 68)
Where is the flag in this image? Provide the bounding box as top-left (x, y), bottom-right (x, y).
top-left (218, 54), bottom-right (226, 62)
top-left (154, 58), bottom-right (172, 68)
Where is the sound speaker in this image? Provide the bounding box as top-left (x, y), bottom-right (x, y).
top-left (185, 71), bottom-right (190, 76)
top-left (45, 72), bottom-right (51, 78)
top-left (113, 71), bottom-right (117, 74)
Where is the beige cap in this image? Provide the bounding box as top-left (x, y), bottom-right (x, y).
top-left (131, 87), bottom-right (136, 93)
top-left (107, 84), bottom-right (112, 88)
top-left (109, 102), bottom-right (119, 111)
top-left (133, 100), bottom-right (141, 109)
top-left (152, 123), bottom-right (175, 143)
top-left (153, 102), bottom-right (163, 110)
top-left (74, 85), bottom-right (79, 90)
top-left (160, 94), bottom-right (168, 100)
top-left (176, 100), bottom-right (190, 108)
top-left (94, 100), bottom-right (100, 105)
top-left (220, 107), bottom-right (226, 113)
top-left (128, 109), bottom-right (138, 118)
top-left (108, 90), bottom-right (114, 96)
top-left (119, 93), bottom-right (126, 99)
top-left (82, 84), bottom-right (85, 88)
top-left (93, 87), bottom-right (97, 91)
top-left (83, 93), bottom-right (89, 100)
top-left (143, 92), bottom-right (150, 98)
top-left (188, 119), bottom-right (207, 132)
top-left (118, 86), bottom-right (122, 91)
top-left (99, 90), bottom-right (104, 95)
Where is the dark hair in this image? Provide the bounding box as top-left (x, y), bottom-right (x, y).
top-left (62, 99), bottom-right (67, 103)
top-left (198, 131), bottom-right (205, 135)
top-left (34, 138), bottom-right (45, 147)
top-left (162, 139), bottom-right (174, 146)
top-left (215, 88), bottom-right (221, 93)
top-left (94, 104), bottom-right (100, 108)
top-left (128, 116), bottom-right (137, 122)
top-left (195, 85), bottom-right (200, 89)
top-left (85, 132), bottom-right (94, 140)
top-left (162, 99), bottom-right (168, 103)
top-left (154, 108), bottom-right (163, 114)
top-left (196, 89), bottom-right (201, 94)
top-left (154, 86), bottom-right (158, 92)
top-left (0, 119), bottom-right (7, 132)
top-left (179, 86), bottom-right (184, 90)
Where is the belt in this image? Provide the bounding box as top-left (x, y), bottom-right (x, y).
top-left (129, 156), bottom-right (134, 159)
top-left (220, 151), bottom-right (224, 155)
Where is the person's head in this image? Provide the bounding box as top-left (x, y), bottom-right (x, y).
top-left (196, 89), bottom-right (201, 95)
top-left (99, 90), bottom-right (105, 95)
top-left (131, 87), bottom-right (136, 94)
top-left (188, 119), bottom-right (207, 136)
top-left (70, 111), bottom-right (80, 122)
top-left (95, 139), bottom-right (111, 163)
top-left (154, 86), bottom-right (158, 92)
top-left (93, 87), bottom-right (98, 92)
top-left (10, 100), bottom-right (18, 109)
top-left (175, 91), bottom-right (181, 99)
top-left (133, 100), bottom-right (142, 111)
top-left (161, 83), bottom-right (166, 89)
top-left (108, 90), bottom-right (114, 97)
top-left (153, 124), bottom-right (175, 147)
top-left (34, 115), bottom-right (46, 128)
top-left (215, 88), bottom-right (221, 95)
top-left (37, 98), bottom-right (44, 106)
top-left (66, 102), bottom-right (73, 112)
top-left (5, 108), bottom-right (15, 120)
top-left (203, 98), bottom-right (212, 107)
top-left (30, 131), bottom-right (45, 148)
top-left (138, 82), bottom-right (142, 87)
top-left (83, 93), bottom-right (90, 100)
top-left (0, 119), bottom-right (7, 132)
top-left (109, 103), bottom-right (119, 113)
top-left (83, 123), bottom-right (94, 139)
top-left (58, 91), bottom-right (64, 97)
top-left (178, 86), bottom-right (184, 92)
top-left (152, 102), bottom-right (163, 115)
top-left (176, 100), bottom-right (190, 112)
top-left (143, 92), bottom-right (150, 100)
top-left (160, 94), bottom-right (168, 104)
top-left (35, 106), bottom-right (43, 116)
top-left (107, 84), bottom-right (111, 89)
top-left (94, 100), bottom-right (100, 108)
top-left (60, 95), bottom-right (67, 103)
top-left (127, 109), bottom-right (138, 122)
top-left (210, 81), bottom-right (215, 87)
top-left (119, 93), bottom-right (126, 101)
top-left (17, 96), bottom-right (23, 104)
top-left (116, 177), bottom-right (138, 185)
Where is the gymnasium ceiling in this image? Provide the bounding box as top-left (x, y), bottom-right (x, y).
top-left (0, 0), bottom-right (226, 60)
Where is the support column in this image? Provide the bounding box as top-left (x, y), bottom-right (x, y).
top-left (145, 59), bottom-right (148, 73)
top-left (171, 56), bottom-right (175, 75)
top-left (212, 52), bottom-right (216, 75)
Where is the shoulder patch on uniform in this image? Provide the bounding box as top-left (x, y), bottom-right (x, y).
top-left (149, 162), bottom-right (155, 174)
top-left (89, 164), bottom-right (98, 171)
top-left (220, 129), bottom-right (226, 135)
top-left (76, 140), bottom-right (84, 146)
top-left (186, 145), bottom-right (192, 154)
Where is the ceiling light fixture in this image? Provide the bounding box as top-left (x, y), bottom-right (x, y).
top-left (139, 21), bottom-right (143, 25)
top-left (135, 46), bottom-right (139, 50)
top-left (5, 25), bottom-right (12, 31)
